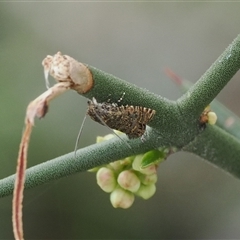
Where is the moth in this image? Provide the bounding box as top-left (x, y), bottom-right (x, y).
top-left (74, 95), bottom-right (156, 154)
top-left (87, 97), bottom-right (156, 139)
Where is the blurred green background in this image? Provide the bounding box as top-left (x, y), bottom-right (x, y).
top-left (1, 2), bottom-right (240, 239)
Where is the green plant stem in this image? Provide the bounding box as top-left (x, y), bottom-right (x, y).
top-left (1, 124), bottom-right (240, 198)
top-left (178, 34), bottom-right (240, 117)
top-left (83, 65), bottom-right (178, 130)
top-left (0, 128), bottom-right (162, 198)
top-left (170, 70), bottom-right (240, 141)
top-left (82, 67), bottom-right (191, 146)
top-left (183, 125), bottom-right (240, 178)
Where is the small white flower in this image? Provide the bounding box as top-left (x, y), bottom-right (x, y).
top-left (136, 184), bottom-right (156, 200)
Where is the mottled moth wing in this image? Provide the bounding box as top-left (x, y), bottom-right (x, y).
top-left (87, 98), bottom-right (156, 139)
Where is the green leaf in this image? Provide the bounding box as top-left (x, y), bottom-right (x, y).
top-left (141, 149), bottom-right (165, 169)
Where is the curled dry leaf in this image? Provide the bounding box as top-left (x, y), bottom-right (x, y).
top-left (26, 82), bottom-right (72, 124)
top-left (13, 52), bottom-right (93, 240)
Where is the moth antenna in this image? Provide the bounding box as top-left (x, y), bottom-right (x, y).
top-left (93, 110), bottom-right (132, 149)
top-left (74, 113), bottom-right (88, 159)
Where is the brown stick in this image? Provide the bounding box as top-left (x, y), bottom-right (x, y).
top-left (12, 121), bottom-right (32, 240)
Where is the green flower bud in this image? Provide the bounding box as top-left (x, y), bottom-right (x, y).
top-left (103, 133), bottom-right (116, 141)
top-left (122, 156), bottom-right (135, 165)
top-left (96, 136), bottom-right (105, 143)
top-left (109, 162), bottom-right (123, 172)
top-left (97, 133), bottom-right (115, 143)
top-left (136, 184), bottom-right (156, 200)
top-left (110, 188), bottom-right (135, 209)
top-left (117, 170), bottom-right (140, 193)
top-left (96, 167), bottom-right (117, 193)
top-left (207, 111), bottom-right (217, 125)
top-left (139, 173), bottom-right (158, 185)
top-left (132, 154), bottom-right (144, 171)
top-left (139, 164), bottom-right (157, 175)
top-left (87, 167), bottom-right (101, 173)
top-left (108, 157), bottom-right (133, 172)
top-left (132, 154), bottom-right (157, 175)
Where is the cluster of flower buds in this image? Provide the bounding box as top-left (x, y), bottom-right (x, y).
top-left (89, 132), bottom-right (168, 209)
